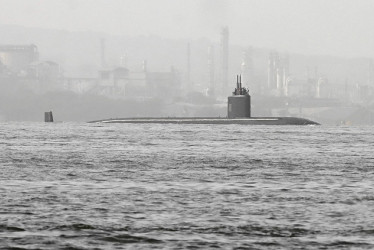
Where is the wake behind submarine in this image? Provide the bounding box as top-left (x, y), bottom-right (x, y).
top-left (89, 75), bottom-right (320, 125)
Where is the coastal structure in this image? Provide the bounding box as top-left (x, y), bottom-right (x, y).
top-left (0, 45), bottom-right (39, 74)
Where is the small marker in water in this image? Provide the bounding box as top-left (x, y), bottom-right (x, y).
top-left (44, 111), bottom-right (54, 122)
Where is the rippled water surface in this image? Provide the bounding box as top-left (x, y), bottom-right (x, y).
top-left (1, 122), bottom-right (374, 249)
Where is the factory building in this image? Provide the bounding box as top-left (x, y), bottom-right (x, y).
top-left (95, 67), bottom-right (129, 97)
top-left (28, 61), bottom-right (61, 80)
top-left (0, 45), bottom-right (39, 74)
top-left (64, 63), bottom-right (180, 99)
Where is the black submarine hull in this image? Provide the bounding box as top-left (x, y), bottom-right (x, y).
top-left (89, 117), bottom-right (320, 125)
top-left (89, 76), bottom-right (320, 125)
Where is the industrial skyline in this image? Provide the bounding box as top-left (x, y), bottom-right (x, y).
top-left (1, 30), bottom-right (373, 105)
top-left (1, 1), bottom-right (374, 124)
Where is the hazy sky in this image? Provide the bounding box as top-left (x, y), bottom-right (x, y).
top-left (1, 0), bottom-right (374, 57)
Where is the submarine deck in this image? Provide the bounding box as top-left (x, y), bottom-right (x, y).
top-left (89, 117), bottom-right (320, 125)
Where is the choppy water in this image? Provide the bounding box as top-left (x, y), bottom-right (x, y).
top-left (1, 122), bottom-right (374, 249)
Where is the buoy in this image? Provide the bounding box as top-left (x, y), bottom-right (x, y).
top-left (44, 111), bottom-right (54, 122)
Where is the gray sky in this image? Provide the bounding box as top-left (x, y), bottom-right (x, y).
top-left (1, 0), bottom-right (374, 57)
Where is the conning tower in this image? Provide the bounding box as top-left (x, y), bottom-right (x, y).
top-left (227, 75), bottom-right (251, 118)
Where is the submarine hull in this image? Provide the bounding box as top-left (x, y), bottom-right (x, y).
top-left (89, 76), bottom-right (320, 125)
top-left (89, 117), bottom-right (319, 125)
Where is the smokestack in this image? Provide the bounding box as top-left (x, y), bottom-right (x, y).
top-left (120, 53), bottom-right (127, 67)
top-left (368, 59), bottom-right (374, 85)
top-left (268, 51), bottom-right (281, 93)
top-left (239, 75), bottom-right (242, 92)
top-left (268, 52), bottom-right (274, 90)
top-left (208, 45), bottom-right (215, 95)
top-left (187, 42), bottom-right (191, 83)
top-left (276, 67), bottom-right (281, 90)
top-left (237, 75), bottom-right (239, 91)
top-left (220, 26), bottom-right (229, 95)
top-left (142, 60), bottom-right (147, 72)
top-left (100, 38), bottom-right (106, 68)
top-left (241, 47), bottom-right (253, 93)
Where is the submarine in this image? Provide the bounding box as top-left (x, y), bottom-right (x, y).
top-left (89, 75), bottom-right (319, 125)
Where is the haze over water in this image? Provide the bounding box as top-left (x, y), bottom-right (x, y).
top-left (2, 0), bottom-right (374, 57)
top-left (1, 122), bottom-right (374, 249)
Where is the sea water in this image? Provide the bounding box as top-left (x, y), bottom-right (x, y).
top-left (1, 122), bottom-right (374, 249)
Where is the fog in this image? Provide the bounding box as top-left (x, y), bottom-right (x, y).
top-left (2, 0), bottom-right (374, 57)
top-left (1, 0), bottom-right (374, 124)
